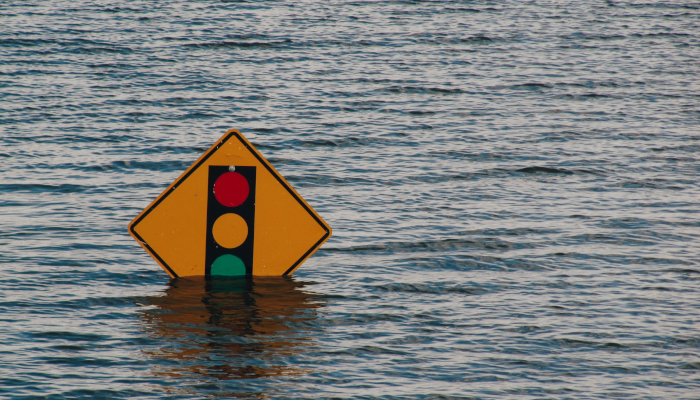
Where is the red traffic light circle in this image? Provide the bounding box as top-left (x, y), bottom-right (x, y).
top-left (213, 171), bottom-right (249, 207)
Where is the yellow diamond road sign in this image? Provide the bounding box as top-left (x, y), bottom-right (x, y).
top-left (128, 129), bottom-right (332, 278)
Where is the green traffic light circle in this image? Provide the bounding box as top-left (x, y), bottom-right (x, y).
top-left (210, 254), bottom-right (246, 276)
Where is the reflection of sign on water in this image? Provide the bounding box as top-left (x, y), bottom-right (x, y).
top-left (139, 277), bottom-right (323, 390)
top-left (129, 129), bottom-right (332, 278)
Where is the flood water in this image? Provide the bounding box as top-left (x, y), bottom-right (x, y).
top-left (1, 1), bottom-right (700, 398)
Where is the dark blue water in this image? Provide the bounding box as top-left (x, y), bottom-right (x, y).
top-left (2, 1), bottom-right (699, 398)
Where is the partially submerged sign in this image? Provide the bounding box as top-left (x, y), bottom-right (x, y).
top-left (129, 129), bottom-right (331, 278)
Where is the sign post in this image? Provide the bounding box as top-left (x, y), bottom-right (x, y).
top-left (129, 129), bottom-right (332, 278)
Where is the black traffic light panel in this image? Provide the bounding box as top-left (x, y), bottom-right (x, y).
top-left (205, 165), bottom-right (256, 276)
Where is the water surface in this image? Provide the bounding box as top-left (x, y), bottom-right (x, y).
top-left (1, 0), bottom-right (699, 398)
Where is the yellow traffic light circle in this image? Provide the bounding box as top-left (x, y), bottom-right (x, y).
top-left (212, 213), bottom-right (248, 248)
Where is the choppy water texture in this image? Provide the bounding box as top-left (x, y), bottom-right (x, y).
top-left (2, 0), bottom-right (700, 398)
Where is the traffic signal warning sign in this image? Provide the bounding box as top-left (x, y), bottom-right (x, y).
top-left (128, 129), bottom-right (332, 278)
